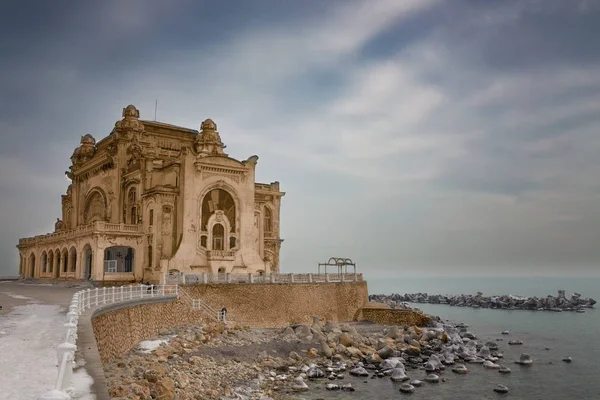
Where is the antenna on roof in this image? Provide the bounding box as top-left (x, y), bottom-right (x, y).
top-left (154, 99), bottom-right (158, 121)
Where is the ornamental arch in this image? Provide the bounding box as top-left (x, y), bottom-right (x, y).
top-left (83, 188), bottom-right (107, 224)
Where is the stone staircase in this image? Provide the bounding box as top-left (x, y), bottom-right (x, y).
top-left (177, 286), bottom-right (225, 322)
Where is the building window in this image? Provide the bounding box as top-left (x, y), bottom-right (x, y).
top-left (200, 235), bottom-right (207, 248)
top-left (212, 223), bottom-right (224, 250)
top-left (229, 236), bottom-right (236, 249)
top-left (264, 207), bottom-right (272, 234)
top-left (149, 209), bottom-right (154, 226)
top-left (201, 189), bottom-right (236, 231)
top-left (131, 207), bottom-right (137, 225)
top-left (148, 245), bottom-right (153, 269)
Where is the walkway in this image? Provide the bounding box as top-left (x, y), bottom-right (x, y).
top-left (0, 280), bottom-right (94, 400)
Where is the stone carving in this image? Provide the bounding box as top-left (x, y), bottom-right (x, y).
top-left (71, 134), bottom-right (96, 167)
top-left (194, 119), bottom-right (227, 156)
top-left (215, 210), bottom-right (224, 222)
top-left (55, 218), bottom-right (65, 232)
top-left (114, 104), bottom-right (144, 133)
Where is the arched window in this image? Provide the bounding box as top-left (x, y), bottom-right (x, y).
top-left (149, 209), bottom-right (154, 226)
top-left (264, 207), bottom-right (272, 234)
top-left (128, 187), bottom-right (137, 203)
top-left (212, 223), bottom-right (224, 250)
top-left (201, 189), bottom-right (235, 231)
top-left (84, 190), bottom-right (106, 224)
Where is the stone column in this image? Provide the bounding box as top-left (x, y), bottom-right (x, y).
top-left (67, 254), bottom-right (73, 276)
top-left (55, 252), bottom-right (60, 278)
top-left (92, 248), bottom-right (104, 281)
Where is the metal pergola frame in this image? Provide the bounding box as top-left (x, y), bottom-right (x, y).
top-left (318, 257), bottom-right (356, 275)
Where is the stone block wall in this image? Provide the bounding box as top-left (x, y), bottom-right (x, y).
top-left (356, 307), bottom-right (433, 327)
top-left (91, 282), bottom-right (369, 364)
top-left (92, 298), bottom-right (207, 364)
top-left (181, 281), bottom-right (369, 328)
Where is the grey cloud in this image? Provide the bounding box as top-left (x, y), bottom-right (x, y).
top-left (2, 0), bottom-right (600, 276)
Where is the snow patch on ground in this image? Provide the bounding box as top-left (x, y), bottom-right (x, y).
top-left (70, 366), bottom-right (96, 399)
top-left (137, 337), bottom-right (172, 353)
top-left (0, 302), bottom-right (96, 399)
top-left (1, 291), bottom-right (33, 300)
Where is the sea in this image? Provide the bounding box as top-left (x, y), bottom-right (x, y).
top-left (290, 276), bottom-right (600, 400)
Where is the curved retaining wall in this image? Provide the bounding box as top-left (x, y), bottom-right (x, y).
top-left (91, 297), bottom-right (206, 364)
top-left (91, 281), bottom-right (368, 365)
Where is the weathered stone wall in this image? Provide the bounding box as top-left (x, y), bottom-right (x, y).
top-left (356, 307), bottom-right (432, 327)
top-left (92, 298), bottom-right (207, 364)
top-left (181, 282), bottom-right (369, 328)
top-left (91, 282), bottom-right (369, 364)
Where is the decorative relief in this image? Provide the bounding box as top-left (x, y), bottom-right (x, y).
top-left (202, 171), bottom-right (240, 183)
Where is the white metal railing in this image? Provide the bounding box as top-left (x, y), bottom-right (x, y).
top-left (38, 284), bottom-right (179, 400)
top-left (165, 272), bottom-right (363, 285)
top-left (177, 286), bottom-right (223, 321)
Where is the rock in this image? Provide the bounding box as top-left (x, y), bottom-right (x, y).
top-left (498, 366), bottom-right (511, 374)
top-left (376, 345), bottom-right (394, 359)
top-left (399, 383), bottom-right (415, 393)
top-left (515, 353), bottom-right (533, 366)
top-left (410, 379), bottom-right (423, 387)
top-left (307, 348), bottom-right (318, 357)
top-left (562, 356), bottom-right (573, 363)
top-left (477, 345), bottom-right (491, 358)
top-left (338, 333), bottom-right (353, 347)
top-left (404, 346), bottom-right (420, 356)
top-left (307, 367), bottom-right (325, 379)
top-left (326, 383), bottom-right (340, 390)
top-left (451, 364), bottom-right (469, 374)
top-left (155, 378), bottom-right (175, 400)
top-left (483, 360), bottom-right (501, 369)
top-left (129, 383), bottom-right (150, 399)
top-left (424, 373), bottom-right (439, 383)
top-left (390, 366), bottom-right (409, 382)
top-left (501, 330), bottom-right (510, 335)
top-left (292, 376), bottom-right (309, 391)
top-left (349, 367), bottom-right (369, 377)
top-left (341, 383), bottom-right (355, 391)
top-left (508, 340), bottom-right (523, 345)
top-left (321, 342), bottom-right (333, 358)
top-left (494, 384), bottom-right (509, 393)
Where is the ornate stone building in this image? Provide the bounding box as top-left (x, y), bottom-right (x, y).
top-left (17, 105), bottom-right (284, 283)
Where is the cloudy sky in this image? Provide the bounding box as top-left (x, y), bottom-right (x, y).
top-left (1, 0), bottom-right (599, 278)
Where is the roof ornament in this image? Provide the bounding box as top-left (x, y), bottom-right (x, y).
top-left (114, 104), bottom-right (144, 133)
top-left (70, 134), bottom-right (97, 167)
top-left (194, 118), bottom-right (227, 156)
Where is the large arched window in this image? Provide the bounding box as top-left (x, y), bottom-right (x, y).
top-left (201, 189), bottom-right (236, 231)
top-left (264, 207), bottom-right (273, 234)
top-left (84, 190), bottom-right (106, 224)
top-left (212, 223), bottom-right (225, 250)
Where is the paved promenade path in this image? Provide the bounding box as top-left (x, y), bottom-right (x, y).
top-left (0, 280), bottom-right (94, 400)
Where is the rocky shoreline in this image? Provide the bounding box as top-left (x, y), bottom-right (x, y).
top-left (370, 289), bottom-right (596, 312)
top-left (103, 312), bottom-right (561, 400)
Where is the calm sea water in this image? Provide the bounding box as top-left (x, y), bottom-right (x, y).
top-left (292, 276), bottom-right (600, 400)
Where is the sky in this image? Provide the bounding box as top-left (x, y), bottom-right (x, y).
top-left (1, 0), bottom-right (600, 278)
